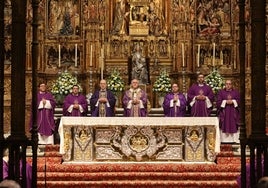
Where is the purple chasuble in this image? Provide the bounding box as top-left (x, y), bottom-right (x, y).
top-left (2, 159), bottom-right (8, 179)
top-left (2, 160), bottom-right (32, 188)
top-left (122, 88), bottom-right (147, 117)
top-left (163, 92), bottom-right (187, 117)
top-left (63, 93), bottom-right (88, 116)
top-left (90, 89), bottom-right (116, 117)
top-left (30, 92), bottom-right (56, 136)
top-left (187, 83), bottom-right (214, 117)
top-left (216, 88), bottom-right (240, 133)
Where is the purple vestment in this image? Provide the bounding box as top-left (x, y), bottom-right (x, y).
top-left (63, 93), bottom-right (88, 116)
top-left (122, 88), bottom-right (147, 117)
top-left (30, 91), bottom-right (56, 136)
top-left (216, 88), bottom-right (240, 133)
top-left (163, 92), bottom-right (187, 117)
top-left (187, 83), bottom-right (214, 117)
top-left (90, 89), bottom-right (116, 117)
top-left (237, 159), bottom-right (264, 188)
top-left (2, 160), bottom-right (8, 179)
top-left (2, 160), bottom-right (32, 188)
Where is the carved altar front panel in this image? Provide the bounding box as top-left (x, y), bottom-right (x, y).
top-left (59, 117), bottom-right (220, 163)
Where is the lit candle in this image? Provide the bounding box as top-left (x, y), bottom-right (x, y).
top-left (101, 59), bottom-right (104, 80)
top-left (212, 43), bottom-right (215, 66)
top-left (234, 60), bottom-right (236, 69)
top-left (220, 50), bottom-right (223, 65)
top-left (101, 48), bottom-right (104, 79)
top-left (90, 45), bottom-right (93, 66)
top-left (58, 44), bottom-right (61, 67)
top-left (197, 44), bottom-right (200, 67)
top-left (101, 48), bottom-right (104, 58)
top-left (75, 44), bottom-right (77, 67)
top-left (181, 43), bottom-right (185, 67)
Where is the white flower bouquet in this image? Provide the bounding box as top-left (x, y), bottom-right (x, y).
top-left (205, 69), bottom-right (224, 94)
top-left (51, 71), bottom-right (82, 96)
top-left (107, 69), bottom-right (125, 95)
top-left (153, 70), bottom-right (171, 96)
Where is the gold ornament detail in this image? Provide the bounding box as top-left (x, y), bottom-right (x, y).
top-left (129, 133), bottom-right (149, 152)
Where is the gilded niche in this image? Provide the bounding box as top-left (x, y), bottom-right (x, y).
top-left (111, 0), bottom-right (167, 37)
top-left (47, 0), bottom-right (81, 36)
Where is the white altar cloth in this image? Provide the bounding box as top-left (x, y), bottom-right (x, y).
top-left (59, 117), bottom-right (220, 154)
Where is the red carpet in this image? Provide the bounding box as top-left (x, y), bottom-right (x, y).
top-left (33, 144), bottom-right (241, 188)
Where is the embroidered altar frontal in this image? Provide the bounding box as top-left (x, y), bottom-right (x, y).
top-left (59, 117), bottom-right (220, 162)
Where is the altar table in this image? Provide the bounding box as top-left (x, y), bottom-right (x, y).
top-left (59, 117), bottom-right (220, 162)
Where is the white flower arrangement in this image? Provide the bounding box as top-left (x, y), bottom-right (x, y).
top-left (107, 69), bottom-right (125, 95)
top-left (51, 71), bottom-right (82, 96)
top-left (153, 70), bottom-right (171, 96)
top-left (205, 69), bottom-right (224, 94)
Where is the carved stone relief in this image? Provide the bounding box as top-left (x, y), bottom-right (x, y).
top-left (74, 127), bottom-right (92, 161)
top-left (62, 124), bottom-right (217, 162)
top-left (47, 0), bottom-right (81, 36)
top-left (196, 0), bottom-right (231, 39)
top-left (185, 127), bottom-right (205, 162)
top-left (45, 44), bottom-right (81, 70)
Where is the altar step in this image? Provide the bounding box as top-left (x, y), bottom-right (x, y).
top-left (34, 144), bottom-right (242, 188)
top-left (37, 180), bottom-right (238, 188)
top-left (37, 171), bottom-right (239, 181)
top-left (37, 166), bottom-right (239, 188)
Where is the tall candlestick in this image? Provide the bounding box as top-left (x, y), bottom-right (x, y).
top-left (181, 43), bottom-right (185, 67)
top-left (58, 44), bottom-right (61, 67)
top-left (90, 45), bottom-right (93, 66)
top-left (212, 43), bottom-right (215, 66)
top-left (75, 44), bottom-right (77, 67)
top-left (197, 44), bottom-right (200, 67)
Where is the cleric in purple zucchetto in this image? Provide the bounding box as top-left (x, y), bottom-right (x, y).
top-left (163, 83), bottom-right (187, 117)
top-left (187, 73), bottom-right (214, 117)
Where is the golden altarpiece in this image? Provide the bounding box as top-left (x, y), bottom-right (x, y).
top-left (2, 0), bottom-right (260, 136)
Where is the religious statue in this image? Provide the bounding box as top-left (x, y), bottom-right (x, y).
top-left (131, 44), bottom-right (149, 85)
top-left (147, 1), bottom-right (165, 36)
top-left (111, 0), bottom-right (129, 35)
top-left (48, 0), bottom-right (80, 36)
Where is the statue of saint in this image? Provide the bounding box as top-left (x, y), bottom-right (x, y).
top-left (131, 44), bottom-right (149, 85)
top-left (111, 0), bottom-right (129, 35)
